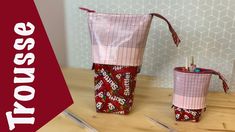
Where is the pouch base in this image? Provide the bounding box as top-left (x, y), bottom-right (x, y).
top-left (94, 64), bottom-right (139, 115)
top-left (172, 105), bottom-right (205, 122)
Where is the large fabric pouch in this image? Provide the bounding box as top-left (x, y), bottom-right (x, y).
top-left (80, 7), bottom-right (181, 114)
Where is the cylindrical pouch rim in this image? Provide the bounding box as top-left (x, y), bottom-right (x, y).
top-left (173, 67), bottom-right (229, 110)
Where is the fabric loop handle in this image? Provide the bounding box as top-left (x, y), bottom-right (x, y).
top-left (150, 13), bottom-right (181, 47)
top-left (199, 68), bottom-right (229, 93)
top-left (79, 7), bottom-right (96, 13)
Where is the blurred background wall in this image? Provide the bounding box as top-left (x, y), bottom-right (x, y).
top-left (35, 0), bottom-right (67, 67)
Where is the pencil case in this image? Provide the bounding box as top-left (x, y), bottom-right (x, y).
top-left (172, 67), bottom-right (229, 122)
top-left (80, 7), bottom-right (180, 114)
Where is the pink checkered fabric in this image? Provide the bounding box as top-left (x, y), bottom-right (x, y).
top-left (88, 13), bottom-right (152, 66)
top-left (80, 7), bottom-right (180, 67)
top-left (173, 70), bottom-right (212, 109)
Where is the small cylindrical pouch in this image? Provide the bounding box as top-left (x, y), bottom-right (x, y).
top-left (80, 7), bottom-right (181, 114)
top-left (172, 67), bottom-right (229, 122)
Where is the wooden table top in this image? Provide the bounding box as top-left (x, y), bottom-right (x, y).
top-left (39, 68), bottom-right (235, 132)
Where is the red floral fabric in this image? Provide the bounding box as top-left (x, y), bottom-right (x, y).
top-left (173, 105), bottom-right (205, 122)
top-left (93, 64), bottom-right (139, 114)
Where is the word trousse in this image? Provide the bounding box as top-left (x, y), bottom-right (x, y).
top-left (6, 22), bottom-right (36, 131)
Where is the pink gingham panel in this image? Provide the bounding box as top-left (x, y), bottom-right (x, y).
top-left (92, 45), bottom-right (144, 66)
top-left (173, 70), bottom-right (212, 109)
top-left (88, 13), bottom-right (152, 66)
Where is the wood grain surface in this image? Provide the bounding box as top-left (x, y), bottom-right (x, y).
top-left (39, 68), bottom-right (235, 132)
